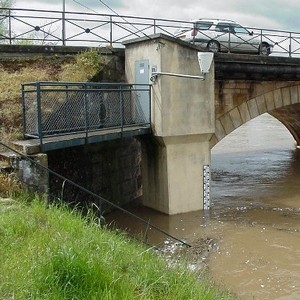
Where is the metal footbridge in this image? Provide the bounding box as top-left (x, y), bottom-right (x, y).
top-left (21, 82), bottom-right (151, 152)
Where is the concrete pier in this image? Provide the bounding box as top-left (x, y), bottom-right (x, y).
top-left (124, 34), bottom-right (215, 214)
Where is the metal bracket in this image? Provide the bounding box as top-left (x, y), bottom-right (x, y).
top-left (150, 71), bottom-right (205, 83)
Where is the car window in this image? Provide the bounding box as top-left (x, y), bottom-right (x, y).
top-left (233, 25), bottom-right (250, 34)
top-left (215, 23), bottom-right (234, 33)
top-left (195, 21), bottom-right (213, 30)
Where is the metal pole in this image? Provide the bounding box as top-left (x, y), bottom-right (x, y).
top-left (8, 9), bottom-right (12, 45)
top-left (36, 82), bottom-right (43, 147)
top-left (62, 0), bottom-right (66, 45)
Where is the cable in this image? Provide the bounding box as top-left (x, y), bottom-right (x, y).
top-left (97, 0), bottom-right (153, 40)
top-left (72, 0), bottom-right (153, 41)
top-left (0, 141), bottom-right (191, 248)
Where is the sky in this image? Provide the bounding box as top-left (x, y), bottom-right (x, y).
top-left (13, 0), bottom-right (300, 32)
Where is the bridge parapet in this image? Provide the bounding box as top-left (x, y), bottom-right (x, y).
top-left (1, 8), bottom-right (300, 57)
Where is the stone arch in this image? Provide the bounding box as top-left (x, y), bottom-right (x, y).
top-left (210, 84), bottom-right (300, 149)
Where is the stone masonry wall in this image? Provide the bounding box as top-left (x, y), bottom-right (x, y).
top-left (215, 80), bottom-right (300, 118)
top-left (47, 138), bottom-right (142, 212)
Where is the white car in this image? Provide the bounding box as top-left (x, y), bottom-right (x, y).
top-left (175, 19), bottom-right (273, 55)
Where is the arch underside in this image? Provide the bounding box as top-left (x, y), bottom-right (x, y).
top-left (269, 105), bottom-right (300, 146)
top-left (211, 85), bottom-right (300, 149)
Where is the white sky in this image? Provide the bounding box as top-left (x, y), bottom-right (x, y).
top-left (13, 0), bottom-right (300, 32)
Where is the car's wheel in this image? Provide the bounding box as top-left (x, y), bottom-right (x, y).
top-left (207, 40), bottom-right (220, 53)
top-left (259, 42), bottom-right (270, 56)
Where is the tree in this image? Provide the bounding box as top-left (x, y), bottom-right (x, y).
top-left (0, 0), bottom-right (14, 41)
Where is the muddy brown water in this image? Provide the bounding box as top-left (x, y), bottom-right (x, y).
top-left (107, 113), bottom-right (300, 300)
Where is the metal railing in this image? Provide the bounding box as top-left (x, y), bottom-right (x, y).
top-left (1, 8), bottom-right (300, 57)
top-left (22, 82), bottom-right (151, 146)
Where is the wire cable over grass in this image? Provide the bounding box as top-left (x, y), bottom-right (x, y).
top-left (0, 141), bottom-right (191, 248)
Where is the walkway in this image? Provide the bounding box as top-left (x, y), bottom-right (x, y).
top-left (22, 82), bottom-right (151, 152)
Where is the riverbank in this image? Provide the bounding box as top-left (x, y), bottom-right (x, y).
top-left (0, 194), bottom-right (234, 299)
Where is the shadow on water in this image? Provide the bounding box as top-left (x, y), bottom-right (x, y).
top-left (107, 113), bottom-right (300, 300)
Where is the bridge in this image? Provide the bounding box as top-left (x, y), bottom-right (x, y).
top-left (2, 8), bottom-right (300, 57)
top-left (2, 9), bottom-right (300, 215)
top-left (21, 81), bottom-right (151, 152)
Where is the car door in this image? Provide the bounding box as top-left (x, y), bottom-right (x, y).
top-left (230, 24), bottom-right (260, 53)
top-left (214, 22), bottom-right (232, 51)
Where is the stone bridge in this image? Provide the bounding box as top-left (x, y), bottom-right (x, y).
top-left (213, 54), bottom-right (300, 148)
top-left (2, 36), bottom-right (300, 215)
top-left (124, 34), bottom-right (300, 214)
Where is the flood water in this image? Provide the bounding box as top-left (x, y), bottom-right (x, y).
top-left (107, 113), bottom-right (300, 300)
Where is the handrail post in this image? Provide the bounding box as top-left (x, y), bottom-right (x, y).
top-left (289, 32), bottom-right (292, 57)
top-left (36, 82), bottom-right (43, 147)
top-left (110, 16), bottom-right (113, 47)
top-left (62, 1), bottom-right (66, 46)
top-left (84, 83), bottom-right (88, 141)
top-left (119, 86), bottom-right (124, 131)
top-left (21, 84), bottom-right (26, 138)
top-left (8, 9), bottom-right (12, 45)
top-left (148, 85), bottom-right (151, 126)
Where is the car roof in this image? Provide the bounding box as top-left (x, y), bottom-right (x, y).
top-left (193, 18), bottom-right (237, 24)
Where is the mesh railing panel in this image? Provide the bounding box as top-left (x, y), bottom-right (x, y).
top-left (23, 91), bottom-right (38, 136)
top-left (23, 83), bottom-right (150, 139)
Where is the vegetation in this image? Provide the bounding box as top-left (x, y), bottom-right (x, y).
top-left (0, 43), bottom-right (233, 299)
top-left (0, 0), bottom-right (14, 38)
top-left (0, 193), bottom-right (233, 300)
top-left (0, 49), bottom-right (104, 150)
top-left (0, 172), bottom-right (22, 197)
top-left (59, 48), bottom-right (104, 82)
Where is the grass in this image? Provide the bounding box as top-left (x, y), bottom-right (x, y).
top-left (0, 193), bottom-right (234, 300)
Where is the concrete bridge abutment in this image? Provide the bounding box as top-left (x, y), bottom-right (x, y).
top-left (125, 34), bottom-right (215, 215)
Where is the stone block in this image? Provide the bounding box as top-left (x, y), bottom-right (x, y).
top-left (247, 98), bottom-right (259, 119)
top-left (265, 91), bottom-right (275, 111)
top-left (219, 113), bottom-right (234, 135)
top-left (238, 102), bottom-right (251, 123)
top-left (282, 86), bottom-right (291, 106)
top-left (274, 89), bottom-right (283, 108)
top-left (256, 95), bottom-right (267, 114)
top-left (291, 85), bottom-right (299, 104)
top-left (215, 119), bottom-right (226, 141)
top-left (229, 107), bottom-right (243, 129)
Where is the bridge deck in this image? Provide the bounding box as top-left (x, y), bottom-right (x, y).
top-left (14, 126), bottom-right (150, 154)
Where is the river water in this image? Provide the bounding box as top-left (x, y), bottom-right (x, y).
top-left (107, 113), bottom-right (300, 300)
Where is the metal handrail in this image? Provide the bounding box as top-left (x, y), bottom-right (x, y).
top-left (1, 8), bottom-right (300, 56)
top-left (22, 81), bottom-right (151, 148)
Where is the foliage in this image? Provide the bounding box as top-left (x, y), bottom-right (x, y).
top-left (0, 0), bottom-right (14, 7)
top-left (0, 195), bottom-right (234, 299)
top-left (0, 64), bottom-right (55, 151)
top-left (0, 1), bottom-right (15, 39)
top-left (59, 48), bottom-right (104, 82)
top-left (0, 49), bottom-right (102, 151)
top-left (0, 172), bottom-right (22, 197)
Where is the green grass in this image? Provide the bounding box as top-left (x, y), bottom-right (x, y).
top-left (0, 194), bottom-right (234, 300)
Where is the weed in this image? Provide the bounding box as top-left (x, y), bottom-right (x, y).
top-left (0, 172), bottom-right (22, 197)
